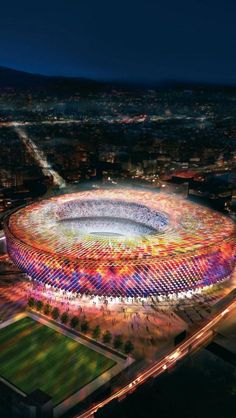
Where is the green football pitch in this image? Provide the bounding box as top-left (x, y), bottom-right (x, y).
top-left (0, 316), bottom-right (116, 405)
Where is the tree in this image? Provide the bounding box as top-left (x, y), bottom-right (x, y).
top-left (51, 307), bottom-right (59, 320)
top-left (124, 340), bottom-right (134, 354)
top-left (113, 334), bottom-right (123, 350)
top-left (61, 312), bottom-right (69, 324)
top-left (70, 316), bottom-right (79, 329)
top-left (102, 330), bottom-right (112, 344)
top-left (92, 325), bottom-right (101, 340)
top-left (36, 300), bottom-right (43, 312)
top-left (43, 303), bottom-right (51, 315)
top-left (28, 297), bottom-right (35, 308)
top-left (81, 320), bottom-right (89, 333)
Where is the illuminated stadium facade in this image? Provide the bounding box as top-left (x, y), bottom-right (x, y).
top-left (4, 189), bottom-right (236, 298)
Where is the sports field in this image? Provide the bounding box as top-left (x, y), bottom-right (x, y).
top-left (0, 317), bottom-right (116, 405)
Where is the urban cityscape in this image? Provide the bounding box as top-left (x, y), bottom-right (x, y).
top-left (0, 1), bottom-right (236, 418)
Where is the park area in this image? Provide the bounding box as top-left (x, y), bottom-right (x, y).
top-left (0, 316), bottom-right (116, 405)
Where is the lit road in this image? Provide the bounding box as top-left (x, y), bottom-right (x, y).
top-left (76, 299), bottom-right (236, 418)
top-left (12, 125), bottom-right (66, 188)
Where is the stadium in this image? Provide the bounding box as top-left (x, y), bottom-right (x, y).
top-left (4, 189), bottom-right (236, 299)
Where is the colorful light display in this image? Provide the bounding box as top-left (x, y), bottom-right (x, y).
top-left (4, 189), bottom-right (236, 298)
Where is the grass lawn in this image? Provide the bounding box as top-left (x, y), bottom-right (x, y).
top-left (0, 317), bottom-right (116, 405)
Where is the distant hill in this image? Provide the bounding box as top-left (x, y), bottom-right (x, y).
top-left (0, 66), bottom-right (114, 94)
top-left (0, 66), bottom-right (236, 94)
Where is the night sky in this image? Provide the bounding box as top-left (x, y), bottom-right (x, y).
top-left (1, 0), bottom-right (236, 84)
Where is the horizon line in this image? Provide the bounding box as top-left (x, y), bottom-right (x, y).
top-left (1, 64), bottom-right (236, 88)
